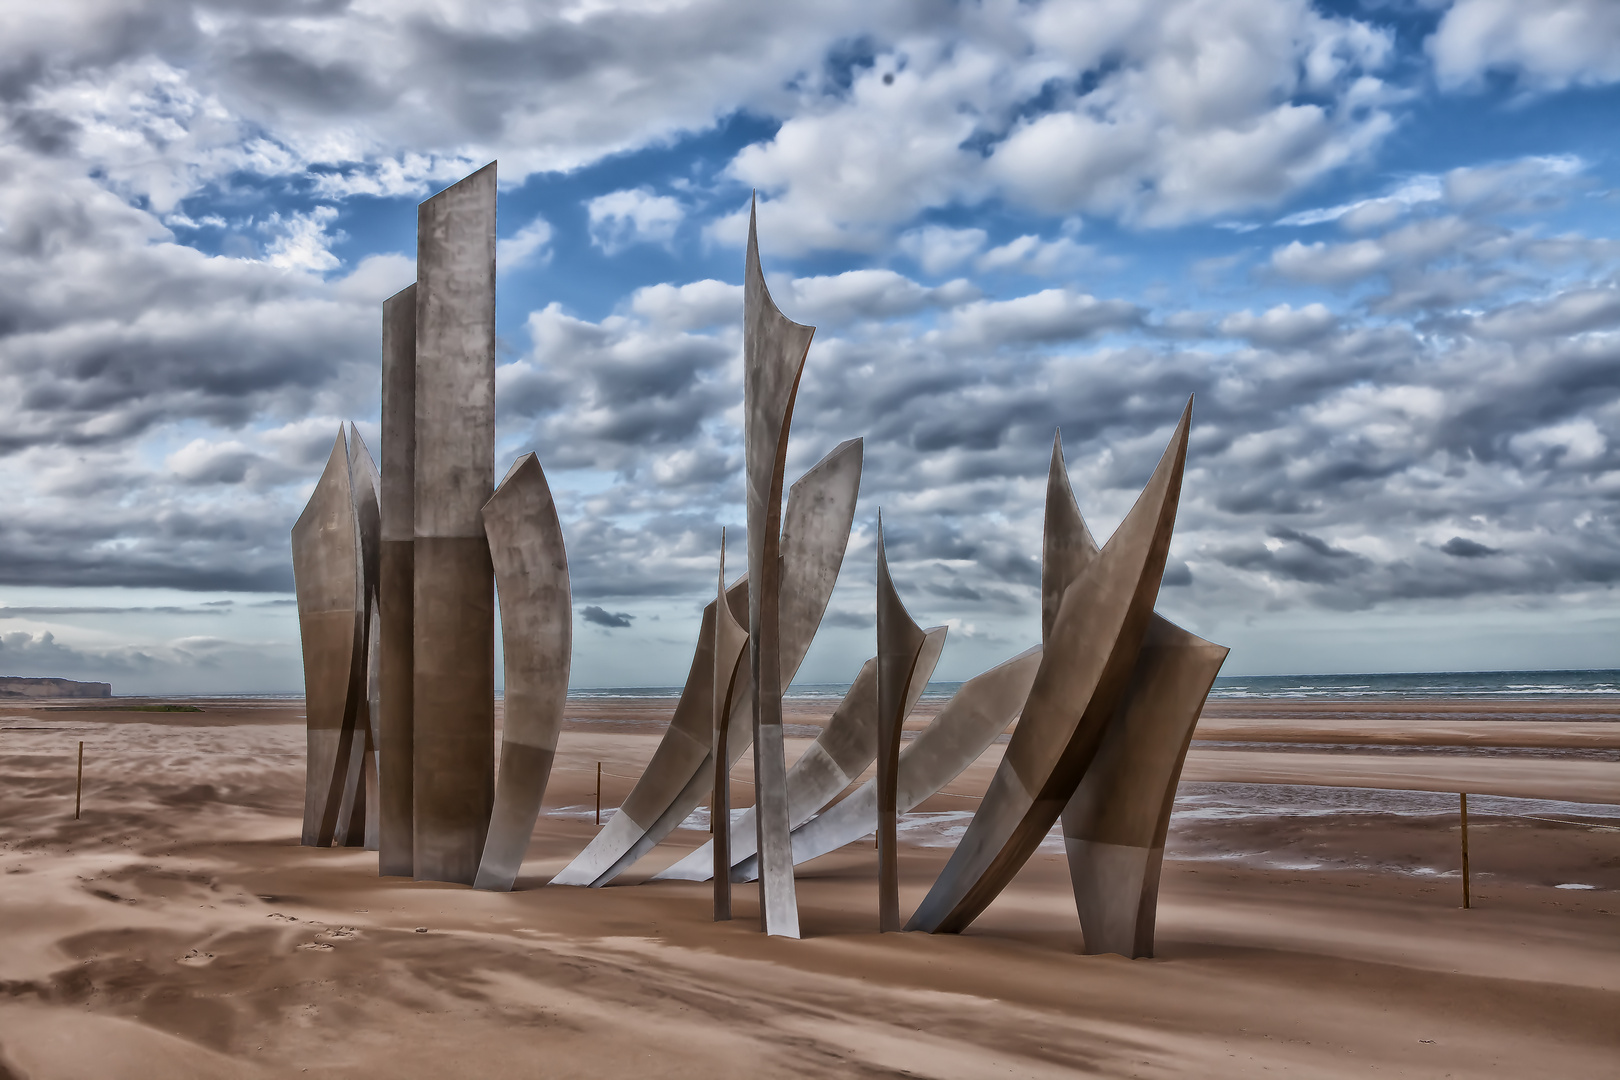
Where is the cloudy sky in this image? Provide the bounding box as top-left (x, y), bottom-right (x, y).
top-left (1, 0), bottom-right (1618, 693)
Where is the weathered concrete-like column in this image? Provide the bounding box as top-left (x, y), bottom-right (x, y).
top-left (907, 401), bottom-right (1192, 934)
top-left (412, 163), bottom-right (497, 885)
top-left (378, 283), bottom-right (416, 876)
top-left (473, 454), bottom-right (572, 892)
top-left (744, 199), bottom-right (815, 938)
top-left (292, 430), bottom-right (365, 847)
top-left (875, 516), bottom-right (928, 932)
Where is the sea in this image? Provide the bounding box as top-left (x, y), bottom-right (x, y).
top-left (566, 668), bottom-right (1620, 702)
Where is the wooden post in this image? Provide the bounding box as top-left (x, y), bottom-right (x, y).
top-left (595, 762), bottom-right (602, 826)
top-left (1460, 791), bottom-right (1470, 909)
top-left (75, 741), bottom-right (83, 820)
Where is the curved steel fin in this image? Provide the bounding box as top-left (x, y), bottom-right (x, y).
top-left (733, 643), bottom-right (1042, 882)
top-left (875, 516), bottom-right (929, 931)
top-left (292, 428), bottom-right (363, 848)
top-left (550, 436), bottom-right (862, 888)
top-left (906, 399), bottom-right (1193, 934)
top-left (711, 530), bottom-right (748, 919)
top-left (1061, 616), bottom-right (1228, 957)
top-left (473, 454), bottom-right (572, 891)
top-left (655, 623), bottom-right (945, 883)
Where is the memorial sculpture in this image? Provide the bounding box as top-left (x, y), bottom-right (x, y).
top-left (377, 283), bottom-right (416, 877)
top-left (293, 163), bottom-right (1228, 956)
top-left (551, 437), bottom-right (863, 892)
top-left (874, 516), bottom-right (930, 932)
top-left (1041, 433), bottom-right (1229, 957)
top-left (411, 163), bottom-right (498, 886)
top-left (295, 161), bottom-right (574, 892)
top-left (474, 454), bottom-right (572, 891)
top-left (652, 624), bottom-right (945, 886)
top-left (292, 426), bottom-right (379, 849)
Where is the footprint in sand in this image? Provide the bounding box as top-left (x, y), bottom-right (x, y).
top-left (296, 941), bottom-right (334, 951)
top-left (178, 948), bottom-right (216, 965)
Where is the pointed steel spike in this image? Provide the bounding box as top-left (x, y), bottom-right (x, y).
top-left (1042, 429), bottom-right (1098, 646)
top-left (907, 403), bottom-right (1193, 934)
top-left (875, 517), bottom-right (929, 931)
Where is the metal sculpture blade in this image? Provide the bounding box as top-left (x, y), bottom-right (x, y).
top-left (654, 623), bottom-right (945, 883)
top-left (550, 437), bottom-right (861, 888)
top-left (337, 424), bottom-right (381, 850)
top-left (875, 515), bottom-right (928, 931)
top-left (412, 163), bottom-right (497, 885)
top-left (292, 429), bottom-right (364, 847)
top-left (1042, 425), bottom-right (1230, 956)
top-left (711, 530), bottom-right (747, 919)
top-left (744, 198), bottom-right (816, 938)
top-left (378, 283), bottom-right (417, 876)
top-left (473, 454), bottom-right (572, 891)
top-left (906, 400), bottom-right (1192, 933)
top-left (1061, 616), bottom-right (1227, 956)
top-left (733, 644), bottom-right (1042, 882)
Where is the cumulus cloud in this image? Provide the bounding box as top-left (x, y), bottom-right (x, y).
top-left (897, 225), bottom-right (987, 276)
top-left (1430, 0), bottom-right (1620, 91)
top-left (498, 214), bottom-right (554, 270)
top-left (722, 0), bottom-right (1398, 251)
top-left (580, 605), bottom-right (634, 629)
top-left (587, 188), bottom-right (685, 254)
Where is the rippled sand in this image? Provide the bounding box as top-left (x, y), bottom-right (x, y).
top-left (0, 695), bottom-right (1616, 1078)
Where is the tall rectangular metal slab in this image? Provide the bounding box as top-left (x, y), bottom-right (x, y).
top-left (379, 283), bottom-right (416, 876)
top-left (412, 164), bottom-right (497, 885)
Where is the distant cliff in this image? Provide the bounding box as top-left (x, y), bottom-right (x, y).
top-left (0, 677), bottom-right (112, 698)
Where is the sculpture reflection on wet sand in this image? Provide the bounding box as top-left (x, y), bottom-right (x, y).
top-left (294, 169), bottom-right (1227, 956)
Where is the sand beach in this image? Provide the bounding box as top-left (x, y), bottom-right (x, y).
top-left (0, 693), bottom-right (1616, 1078)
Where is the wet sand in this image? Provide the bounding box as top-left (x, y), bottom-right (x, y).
top-left (0, 695), bottom-right (1616, 1078)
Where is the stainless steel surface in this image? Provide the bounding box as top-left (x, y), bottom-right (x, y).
top-left (875, 517), bottom-right (928, 932)
top-left (550, 438), bottom-right (861, 888)
top-left (344, 425), bottom-right (382, 850)
top-left (412, 163), bottom-right (497, 885)
top-left (378, 283), bottom-right (416, 877)
top-left (292, 429), bottom-right (364, 847)
top-left (474, 454), bottom-right (572, 891)
top-left (732, 644), bottom-right (1041, 883)
top-left (711, 532), bottom-right (747, 921)
top-left (653, 622), bottom-right (943, 884)
top-left (1062, 616), bottom-right (1227, 957)
top-left (547, 576), bottom-right (747, 888)
top-left (907, 400), bottom-right (1192, 934)
top-left (745, 199), bottom-right (816, 939)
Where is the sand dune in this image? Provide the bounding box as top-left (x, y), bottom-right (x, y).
top-left (0, 696), bottom-right (1615, 1077)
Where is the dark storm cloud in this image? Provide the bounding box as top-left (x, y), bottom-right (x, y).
top-left (580, 605), bottom-right (634, 629)
top-left (1441, 537), bottom-right (1500, 558)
